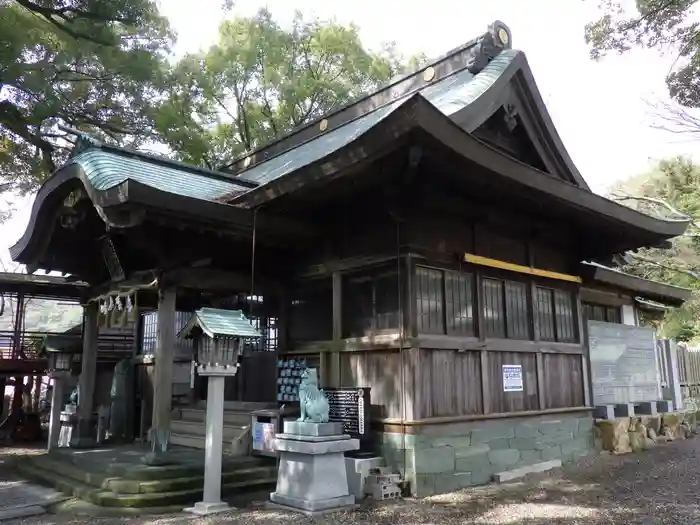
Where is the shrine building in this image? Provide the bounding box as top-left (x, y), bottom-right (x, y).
top-left (9, 21), bottom-right (691, 497)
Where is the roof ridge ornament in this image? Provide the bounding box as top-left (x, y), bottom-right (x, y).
top-left (468, 20), bottom-right (513, 74)
top-left (59, 125), bottom-right (103, 158)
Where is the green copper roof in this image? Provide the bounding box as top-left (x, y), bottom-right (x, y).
top-left (234, 50), bottom-right (519, 187)
top-left (179, 308), bottom-right (261, 339)
top-left (70, 149), bottom-right (251, 202)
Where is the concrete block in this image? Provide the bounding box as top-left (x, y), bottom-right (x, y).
top-left (269, 492), bottom-right (356, 515)
top-left (345, 456), bottom-right (383, 500)
top-left (455, 452), bottom-right (490, 472)
top-left (434, 472), bottom-right (473, 493)
top-left (634, 402), bottom-right (658, 416)
top-left (594, 405), bottom-right (616, 420)
top-left (432, 436), bottom-right (472, 448)
top-left (519, 450), bottom-right (542, 464)
top-left (614, 403), bottom-right (635, 417)
top-left (487, 449), bottom-right (520, 467)
top-left (514, 423), bottom-right (541, 438)
top-left (414, 446), bottom-right (455, 474)
top-left (577, 417), bottom-right (594, 434)
top-left (470, 468), bottom-right (495, 486)
top-left (561, 437), bottom-right (591, 456)
top-left (541, 445), bottom-right (562, 460)
top-left (283, 421), bottom-right (344, 437)
top-left (412, 474), bottom-right (435, 497)
top-left (508, 437), bottom-right (539, 450)
top-left (538, 420), bottom-right (564, 435)
top-left (275, 437), bottom-right (358, 454)
top-left (454, 444), bottom-right (490, 458)
top-left (493, 459), bottom-right (562, 483)
top-left (488, 438), bottom-right (510, 450)
top-left (538, 430), bottom-right (574, 445)
top-left (471, 425), bottom-right (515, 443)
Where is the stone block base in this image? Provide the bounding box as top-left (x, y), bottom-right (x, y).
top-left (377, 412), bottom-right (593, 497)
top-left (184, 501), bottom-right (231, 516)
top-left (269, 492), bottom-right (357, 516)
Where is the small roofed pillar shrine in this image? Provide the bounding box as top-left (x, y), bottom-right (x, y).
top-left (180, 308), bottom-right (261, 516)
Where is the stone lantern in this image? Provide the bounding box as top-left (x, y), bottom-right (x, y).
top-left (179, 308), bottom-right (261, 516)
top-left (42, 338), bottom-right (79, 451)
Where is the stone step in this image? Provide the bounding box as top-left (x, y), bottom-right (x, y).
top-left (17, 460), bottom-right (276, 508)
top-left (170, 432), bottom-right (250, 456)
top-left (171, 419), bottom-right (247, 440)
top-left (176, 408), bottom-right (252, 426)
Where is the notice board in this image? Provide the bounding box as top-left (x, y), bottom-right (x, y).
top-left (588, 321), bottom-right (661, 405)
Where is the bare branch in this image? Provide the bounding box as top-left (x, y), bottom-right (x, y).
top-left (626, 251), bottom-right (700, 281)
top-left (645, 98), bottom-right (700, 137)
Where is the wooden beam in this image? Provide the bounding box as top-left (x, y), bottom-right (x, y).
top-left (329, 271), bottom-right (342, 387)
top-left (375, 406), bottom-right (594, 429)
top-left (480, 349), bottom-right (490, 415)
top-left (536, 352), bottom-right (546, 410)
top-left (464, 253), bottom-right (583, 283)
top-left (412, 335), bottom-right (584, 355)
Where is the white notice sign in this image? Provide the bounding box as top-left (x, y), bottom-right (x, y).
top-left (502, 364), bottom-right (523, 392)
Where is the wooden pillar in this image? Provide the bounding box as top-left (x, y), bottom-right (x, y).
top-left (72, 301), bottom-right (99, 447)
top-left (575, 290), bottom-right (592, 407)
top-left (149, 287), bottom-right (176, 454)
top-left (329, 272), bottom-right (342, 387)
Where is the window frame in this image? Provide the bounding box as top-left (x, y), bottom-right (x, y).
top-left (414, 263), bottom-right (580, 344)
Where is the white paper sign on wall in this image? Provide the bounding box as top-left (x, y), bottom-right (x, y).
top-left (502, 364), bottom-right (523, 392)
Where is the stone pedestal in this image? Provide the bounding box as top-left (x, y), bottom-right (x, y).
top-left (269, 421), bottom-right (359, 516)
top-left (184, 366), bottom-right (238, 516)
top-left (47, 376), bottom-right (66, 451)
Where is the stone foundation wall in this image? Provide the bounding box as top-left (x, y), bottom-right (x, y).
top-left (378, 412), bottom-right (594, 497)
top-left (595, 411), bottom-right (699, 454)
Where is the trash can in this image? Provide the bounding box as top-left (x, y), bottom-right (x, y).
top-left (251, 405), bottom-right (298, 457)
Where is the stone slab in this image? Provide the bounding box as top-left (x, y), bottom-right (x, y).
top-left (634, 402), bottom-right (658, 416)
top-left (614, 403), bottom-right (635, 417)
top-left (276, 437), bottom-right (359, 455)
top-left (594, 405), bottom-right (616, 420)
top-left (270, 491), bottom-right (356, 514)
top-left (493, 459), bottom-right (562, 483)
top-left (283, 421), bottom-right (344, 437)
top-left (657, 400), bottom-right (674, 413)
top-left (0, 505), bottom-right (46, 521)
top-left (267, 500), bottom-right (359, 517)
top-left (276, 433), bottom-right (351, 443)
top-left (184, 501), bottom-right (231, 516)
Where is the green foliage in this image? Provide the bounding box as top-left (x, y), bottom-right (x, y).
top-left (155, 8), bottom-right (426, 168)
top-left (584, 1), bottom-right (700, 106)
top-left (611, 156), bottom-right (700, 341)
top-left (0, 0), bottom-right (173, 194)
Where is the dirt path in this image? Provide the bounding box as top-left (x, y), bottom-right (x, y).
top-left (2, 438), bottom-right (700, 524)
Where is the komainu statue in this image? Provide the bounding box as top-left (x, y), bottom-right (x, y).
top-left (297, 368), bottom-right (329, 423)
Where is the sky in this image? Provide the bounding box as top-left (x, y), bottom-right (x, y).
top-left (1, 0), bottom-right (697, 269)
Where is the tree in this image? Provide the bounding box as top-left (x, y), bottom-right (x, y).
top-left (0, 0), bottom-right (173, 195)
top-left (610, 156), bottom-right (700, 341)
top-left (584, 1), bottom-right (700, 132)
top-left (156, 8), bottom-right (425, 169)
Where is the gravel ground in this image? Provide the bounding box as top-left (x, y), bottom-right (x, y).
top-left (2, 438), bottom-right (700, 525)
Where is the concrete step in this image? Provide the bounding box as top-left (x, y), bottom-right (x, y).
top-left (18, 460), bottom-right (276, 508)
top-left (176, 408), bottom-right (252, 426)
top-left (170, 432), bottom-right (250, 456)
top-left (170, 419), bottom-right (246, 440)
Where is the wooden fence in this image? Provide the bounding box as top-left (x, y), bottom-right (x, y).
top-left (678, 344), bottom-right (700, 387)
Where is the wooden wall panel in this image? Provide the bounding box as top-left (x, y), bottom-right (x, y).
top-left (487, 351), bottom-right (539, 413)
top-left (339, 350), bottom-right (404, 419)
top-left (541, 353), bottom-right (584, 408)
top-left (413, 349), bottom-right (482, 419)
